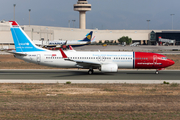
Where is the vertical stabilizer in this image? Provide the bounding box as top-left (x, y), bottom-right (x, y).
top-left (81, 31), bottom-right (93, 42)
top-left (9, 21), bottom-right (47, 52)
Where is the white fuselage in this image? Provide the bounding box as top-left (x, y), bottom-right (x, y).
top-left (49, 40), bottom-right (89, 46)
top-left (15, 51), bottom-right (134, 69)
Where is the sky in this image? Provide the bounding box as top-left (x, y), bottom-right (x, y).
top-left (0, 0), bottom-right (180, 30)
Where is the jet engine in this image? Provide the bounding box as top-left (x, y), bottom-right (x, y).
top-left (101, 64), bottom-right (118, 72)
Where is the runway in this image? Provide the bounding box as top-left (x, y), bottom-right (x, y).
top-left (0, 69), bottom-right (180, 83)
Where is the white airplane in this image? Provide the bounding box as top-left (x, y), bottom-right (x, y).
top-left (46, 31), bottom-right (94, 47)
top-left (9, 21), bottom-right (174, 74)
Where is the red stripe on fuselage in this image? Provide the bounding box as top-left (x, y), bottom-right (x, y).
top-left (134, 52), bottom-right (173, 69)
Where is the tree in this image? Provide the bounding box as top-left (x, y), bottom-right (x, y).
top-left (118, 36), bottom-right (132, 45)
top-left (114, 40), bottom-right (118, 45)
top-left (104, 40), bottom-right (110, 44)
top-left (99, 40), bottom-right (102, 44)
top-left (110, 40), bottom-right (114, 43)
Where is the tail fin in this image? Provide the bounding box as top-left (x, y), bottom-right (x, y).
top-left (81, 31), bottom-right (93, 42)
top-left (9, 21), bottom-right (46, 52)
top-left (91, 36), bottom-right (96, 43)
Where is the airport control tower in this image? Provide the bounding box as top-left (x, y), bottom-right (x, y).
top-left (74, 0), bottom-right (91, 29)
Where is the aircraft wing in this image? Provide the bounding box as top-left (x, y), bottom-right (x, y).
top-left (67, 59), bottom-right (100, 65)
top-left (59, 48), bottom-right (101, 68)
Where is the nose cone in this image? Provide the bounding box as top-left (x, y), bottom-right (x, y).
top-left (168, 59), bottom-right (175, 66)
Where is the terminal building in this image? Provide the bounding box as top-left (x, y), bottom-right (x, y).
top-left (0, 20), bottom-right (180, 49)
top-left (0, 0), bottom-right (180, 49)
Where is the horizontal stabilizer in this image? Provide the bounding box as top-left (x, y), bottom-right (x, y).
top-left (7, 50), bottom-right (27, 56)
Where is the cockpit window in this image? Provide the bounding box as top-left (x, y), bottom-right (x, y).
top-left (162, 57), bottom-right (167, 60)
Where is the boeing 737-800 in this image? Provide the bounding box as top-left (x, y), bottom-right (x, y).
top-left (9, 21), bottom-right (174, 74)
top-left (47, 31), bottom-right (94, 47)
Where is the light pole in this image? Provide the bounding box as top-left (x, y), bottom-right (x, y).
top-left (170, 14), bottom-right (175, 30)
top-left (13, 4), bottom-right (16, 21)
top-left (147, 20), bottom-right (150, 30)
top-left (29, 9), bottom-right (31, 26)
top-left (68, 20), bottom-right (70, 28)
top-left (72, 20), bottom-right (76, 28)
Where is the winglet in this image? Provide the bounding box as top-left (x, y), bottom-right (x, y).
top-left (59, 48), bottom-right (68, 58)
top-left (91, 36), bottom-right (96, 42)
top-left (69, 45), bottom-right (74, 50)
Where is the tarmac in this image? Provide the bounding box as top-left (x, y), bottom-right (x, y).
top-left (0, 45), bottom-right (180, 84)
top-left (0, 69), bottom-right (179, 84)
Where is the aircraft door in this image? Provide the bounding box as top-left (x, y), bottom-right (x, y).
top-left (98, 56), bottom-right (101, 62)
top-left (102, 56), bottom-right (105, 62)
top-left (37, 54), bottom-right (41, 62)
top-left (153, 55), bottom-right (157, 65)
top-left (97, 56), bottom-right (106, 62)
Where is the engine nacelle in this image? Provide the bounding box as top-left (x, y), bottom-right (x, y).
top-left (101, 64), bottom-right (118, 72)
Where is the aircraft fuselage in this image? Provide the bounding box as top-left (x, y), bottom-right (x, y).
top-left (15, 51), bottom-right (174, 70)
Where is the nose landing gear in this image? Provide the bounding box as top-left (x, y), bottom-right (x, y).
top-left (155, 68), bottom-right (165, 74)
top-left (155, 70), bottom-right (159, 74)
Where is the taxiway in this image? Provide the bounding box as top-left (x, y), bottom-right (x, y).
top-left (0, 69), bottom-right (179, 83)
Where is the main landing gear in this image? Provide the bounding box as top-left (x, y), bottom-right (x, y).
top-left (88, 69), bottom-right (94, 75)
top-left (155, 68), bottom-right (165, 74)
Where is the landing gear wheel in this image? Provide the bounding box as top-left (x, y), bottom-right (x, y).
top-left (155, 71), bottom-right (159, 74)
top-left (88, 69), bottom-right (94, 75)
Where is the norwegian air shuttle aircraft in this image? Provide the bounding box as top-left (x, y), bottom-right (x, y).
top-left (9, 21), bottom-right (174, 74)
